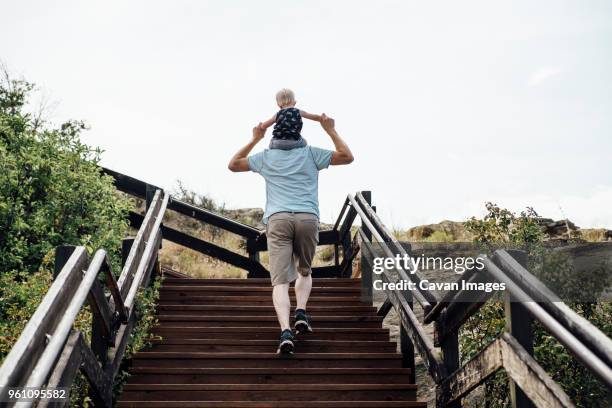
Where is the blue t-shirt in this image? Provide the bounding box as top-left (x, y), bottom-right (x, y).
top-left (248, 146), bottom-right (333, 224)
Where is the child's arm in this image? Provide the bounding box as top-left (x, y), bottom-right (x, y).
top-left (300, 110), bottom-right (322, 122)
top-left (260, 114), bottom-right (276, 130)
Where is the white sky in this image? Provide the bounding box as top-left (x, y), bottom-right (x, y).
top-left (2, 1), bottom-right (611, 229)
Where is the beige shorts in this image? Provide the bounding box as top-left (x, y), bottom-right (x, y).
top-left (266, 212), bottom-right (319, 286)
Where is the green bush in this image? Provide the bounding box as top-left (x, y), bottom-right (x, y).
top-left (0, 72), bottom-right (160, 405)
top-left (461, 202), bottom-right (611, 407)
top-left (0, 78), bottom-right (132, 274)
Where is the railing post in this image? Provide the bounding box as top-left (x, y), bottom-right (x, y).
top-left (54, 245), bottom-right (76, 279)
top-left (504, 249), bottom-right (535, 408)
top-left (122, 238), bottom-right (135, 268)
top-left (439, 323), bottom-right (461, 407)
top-left (145, 184), bottom-right (156, 210)
top-left (400, 290), bottom-right (417, 384)
top-left (359, 191), bottom-right (372, 301)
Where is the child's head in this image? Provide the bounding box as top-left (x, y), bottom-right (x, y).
top-left (276, 88), bottom-right (296, 109)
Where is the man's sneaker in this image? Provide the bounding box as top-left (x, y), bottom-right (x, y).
top-left (277, 329), bottom-right (295, 354)
top-left (294, 309), bottom-right (313, 334)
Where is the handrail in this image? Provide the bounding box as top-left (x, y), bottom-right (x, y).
top-left (348, 190), bottom-right (612, 407)
top-left (102, 166), bottom-right (260, 239)
top-left (492, 249), bottom-right (612, 368)
top-left (103, 166), bottom-right (349, 278)
top-left (354, 192), bottom-right (438, 308)
top-left (0, 188), bottom-right (168, 407)
top-left (348, 194), bottom-right (433, 310)
top-left (481, 255), bottom-right (612, 389)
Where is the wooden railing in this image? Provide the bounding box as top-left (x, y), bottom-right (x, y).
top-left (0, 189), bottom-right (168, 407)
top-left (102, 167), bottom-right (351, 278)
top-left (346, 192), bottom-right (612, 408)
top-left (4, 165), bottom-right (609, 408)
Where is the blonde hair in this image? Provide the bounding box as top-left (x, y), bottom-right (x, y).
top-left (275, 88), bottom-right (296, 108)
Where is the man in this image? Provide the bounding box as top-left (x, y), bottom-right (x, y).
top-left (228, 114), bottom-right (354, 354)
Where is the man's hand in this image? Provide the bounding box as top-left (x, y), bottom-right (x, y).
top-left (253, 123), bottom-right (266, 142)
top-left (320, 113), bottom-right (335, 132)
top-left (320, 113), bottom-right (353, 166)
top-left (228, 125), bottom-right (265, 172)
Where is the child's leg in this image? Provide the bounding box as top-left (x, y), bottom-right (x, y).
top-left (269, 137), bottom-right (307, 150)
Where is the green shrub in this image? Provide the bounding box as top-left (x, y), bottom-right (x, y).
top-left (461, 202), bottom-right (611, 407)
top-left (0, 78), bottom-right (132, 274)
top-left (0, 72), bottom-right (160, 404)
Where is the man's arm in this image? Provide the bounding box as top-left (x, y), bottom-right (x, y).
top-left (227, 124), bottom-right (266, 172)
top-left (320, 114), bottom-right (354, 165)
top-left (300, 110), bottom-right (322, 122)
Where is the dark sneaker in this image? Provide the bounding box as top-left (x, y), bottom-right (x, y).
top-left (277, 329), bottom-right (295, 354)
top-left (294, 309), bottom-right (313, 334)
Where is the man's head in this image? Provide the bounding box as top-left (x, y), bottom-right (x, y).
top-left (276, 88), bottom-right (296, 109)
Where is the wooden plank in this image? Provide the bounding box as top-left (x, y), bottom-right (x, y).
top-left (156, 218), bottom-right (267, 274)
top-left (435, 299), bottom-right (491, 347)
top-left (482, 256), bottom-right (612, 388)
top-left (360, 230), bottom-right (375, 304)
top-left (503, 250), bottom-right (534, 408)
top-left (169, 197), bottom-right (260, 239)
top-left (38, 330), bottom-right (82, 408)
top-left (123, 193), bottom-right (169, 313)
top-left (436, 337), bottom-right (503, 407)
top-left (423, 267), bottom-right (478, 324)
top-left (102, 257), bottom-right (128, 324)
top-left (373, 260), bottom-right (446, 383)
top-left (352, 196), bottom-right (435, 310)
top-left (101, 167), bottom-right (161, 198)
top-left (117, 190), bottom-right (162, 298)
top-left (88, 278), bottom-right (112, 341)
top-left (107, 310), bottom-right (136, 379)
top-left (332, 197), bottom-right (350, 231)
top-left (24, 250), bottom-right (113, 390)
top-left (78, 335), bottom-right (112, 407)
top-left (493, 249), bottom-right (612, 369)
top-left (500, 333), bottom-right (574, 408)
top-left (377, 298), bottom-right (393, 318)
top-left (0, 247), bottom-right (88, 394)
top-left (340, 232), bottom-right (360, 278)
top-left (354, 212), bottom-right (431, 309)
top-left (439, 325), bottom-right (461, 408)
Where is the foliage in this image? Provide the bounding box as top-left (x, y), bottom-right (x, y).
top-left (0, 76), bottom-right (132, 275)
top-left (424, 230), bottom-right (454, 243)
top-left (460, 202), bottom-right (611, 407)
top-left (464, 202), bottom-right (543, 246)
top-left (0, 72), bottom-right (161, 405)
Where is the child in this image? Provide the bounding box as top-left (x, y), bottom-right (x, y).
top-left (260, 88), bottom-right (322, 150)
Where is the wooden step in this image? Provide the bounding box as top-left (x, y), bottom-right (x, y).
top-left (161, 285), bottom-right (361, 293)
top-left (147, 339), bottom-right (397, 353)
top-left (131, 352), bottom-right (402, 369)
top-left (151, 327), bottom-right (390, 341)
top-left (162, 278), bottom-right (361, 287)
top-left (157, 296), bottom-right (364, 305)
top-left (156, 304), bottom-right (377, 316)
top-left (127, 367), bottom-right (410, 384)
top-left (120, 383), bottom-right (417, 401)
top-left (155, 315), bottom-right (383, 328)
top-left (118, 400), bottom-right (427, 407)
top-left (119, 271), bottom-right (424, 406)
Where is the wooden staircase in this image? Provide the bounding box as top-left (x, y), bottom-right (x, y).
top-left (118, 276), bottom-right (426, 407)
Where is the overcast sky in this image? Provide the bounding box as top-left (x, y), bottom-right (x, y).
top-left (2, 1), bottom-right (611, 229)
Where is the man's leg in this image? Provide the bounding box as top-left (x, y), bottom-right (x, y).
top-left (272, 283), bottom-right (291, 331)
top-left (293, 213), bottom-right (319, 333)
top-left (295, 273), bottom-right (312, 311)
top-left (266, 213), bottom-right (298, 353)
